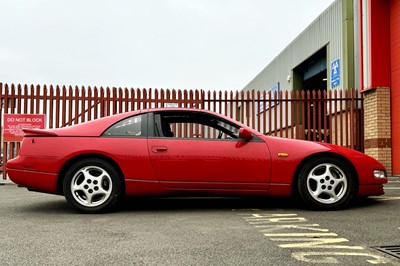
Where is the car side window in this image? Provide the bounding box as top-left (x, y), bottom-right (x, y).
top-left (154, 112), bottom-right (239, 140)
top-left (103, 114), bottom-right (144, 137)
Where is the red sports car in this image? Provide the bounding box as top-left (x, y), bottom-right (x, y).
top-left (7, 108), bottom-right (387, 213)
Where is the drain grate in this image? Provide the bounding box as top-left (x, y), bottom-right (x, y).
top-left (374, 246), bottom-right (400, 259)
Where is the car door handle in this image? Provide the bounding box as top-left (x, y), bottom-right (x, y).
top-left (151, 146), bottom-right (168, 153)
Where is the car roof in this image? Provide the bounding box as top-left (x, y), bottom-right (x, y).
top-left (38, 108), bottom-right (242, 137)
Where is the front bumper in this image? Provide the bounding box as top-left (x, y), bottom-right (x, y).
top-left (358, 184), bottom-right (385, 197)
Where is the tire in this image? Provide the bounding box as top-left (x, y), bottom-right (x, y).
top-left (63, 159), bottom-right (123, 213)
top-left (297, 157), bottom-right (356, 210)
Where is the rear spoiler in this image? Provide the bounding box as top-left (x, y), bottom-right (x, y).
top-left (23, 129), bottom-right (58, 137)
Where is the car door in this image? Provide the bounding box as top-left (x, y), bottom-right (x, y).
top-left (147, 111), bottom-right (271, 190)
top-left (101, 113), bottom-right (156, 181)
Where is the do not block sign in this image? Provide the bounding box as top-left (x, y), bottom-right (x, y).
top-left (3, 114), bottom-right (46, 142)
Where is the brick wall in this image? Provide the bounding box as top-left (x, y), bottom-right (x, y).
top-left (363, 87), bottom-right (392, 175)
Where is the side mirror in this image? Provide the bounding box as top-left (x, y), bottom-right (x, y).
top-left (239, 128), bottom-right (253, 141)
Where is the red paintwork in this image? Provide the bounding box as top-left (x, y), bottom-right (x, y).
top-left (148, 138), bottom-right (270, 187)
top-left (368, 0), bottom-right (391, 89)
top-left (7, 108), bottom-right (387, 199)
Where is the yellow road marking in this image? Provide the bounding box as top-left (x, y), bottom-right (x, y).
top-left (239, 213), bottom-right (389, 264)
top-left (292, 252), bottom-right (388, 264)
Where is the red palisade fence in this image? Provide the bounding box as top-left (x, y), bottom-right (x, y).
top-left (0, 83), bottom-right (364, 178)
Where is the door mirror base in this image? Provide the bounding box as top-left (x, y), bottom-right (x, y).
top-left (239, 128), bottom-right (253, 141)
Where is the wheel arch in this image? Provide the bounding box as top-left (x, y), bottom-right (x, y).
top-left (57, 153), bottom-right (125, 195)
top-left (291, 152), bottom-right (359, 196)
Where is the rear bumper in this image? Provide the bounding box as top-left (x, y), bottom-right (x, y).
top-left (7, 168), bottom-right (58, 194)
top-left (358, 184), bottom-right (385, 197)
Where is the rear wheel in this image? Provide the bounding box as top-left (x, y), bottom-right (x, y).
top-left (63, 159), bottom-right (123, 213)
top-left (297, 157), bottom-right (356, 210)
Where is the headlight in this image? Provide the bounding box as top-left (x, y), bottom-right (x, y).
top-left (373, 170), bottom-right (387, 179)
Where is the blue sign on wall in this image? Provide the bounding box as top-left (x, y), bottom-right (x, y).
top-left (331, 59), bottom-right (340, 87)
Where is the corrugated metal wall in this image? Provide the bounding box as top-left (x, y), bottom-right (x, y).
top-left (243, 0), bottom-right (343, 93)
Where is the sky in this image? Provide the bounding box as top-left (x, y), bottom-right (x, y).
top-left (0, 0), bottom-right (335, 91)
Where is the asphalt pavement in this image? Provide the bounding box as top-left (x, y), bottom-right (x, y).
top-left (1, 176), bottom-right (400, 265)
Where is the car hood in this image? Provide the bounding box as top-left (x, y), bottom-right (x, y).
top-left (260, 135), bottom-right (384, 168)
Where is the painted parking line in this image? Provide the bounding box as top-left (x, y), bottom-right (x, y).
top-left (383, 187), bottom-right (400, 190)
top-left (235, 211), bottom-right (389, 264)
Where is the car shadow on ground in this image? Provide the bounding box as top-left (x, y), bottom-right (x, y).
top-left (14, 194), bottom-right (386, 214)
top-left (118, 196), bottom-right (300, 213)
top-left (13, 197), bottom-right (75, 214)
top-left (117, 195), bottom-right (386, 213)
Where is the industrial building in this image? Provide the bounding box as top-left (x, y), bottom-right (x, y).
top-left (242, 0), bottom-right (399, 175)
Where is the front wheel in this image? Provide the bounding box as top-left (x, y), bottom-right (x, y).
top-left (63, 159), bottom-right (123, 213)
top-left (297, 157), bottom-right (356, 210)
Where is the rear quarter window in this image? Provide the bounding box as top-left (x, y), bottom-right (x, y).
top-left (102, 114), bottom-right (144, 137)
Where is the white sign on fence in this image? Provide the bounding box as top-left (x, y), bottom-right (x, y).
top-left (258, 82), bottom-right (280, 114)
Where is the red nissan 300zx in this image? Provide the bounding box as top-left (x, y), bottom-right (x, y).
top-left (7, 108), bottom-right (387, 213)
